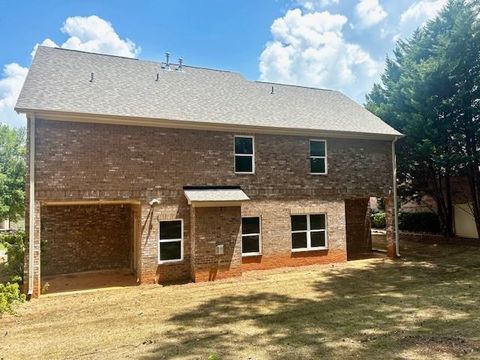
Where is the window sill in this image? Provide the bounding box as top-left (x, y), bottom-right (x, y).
top-left (291, 247), bottom-right (328, 253)
top-left (310, 173), bottom-right (328, 176)
top-left (235, 172), bottom-right (255, 175)
top-left (242, 252), bottom-right (262, 257)
top-left (158, 259), bottom-right (184, 265)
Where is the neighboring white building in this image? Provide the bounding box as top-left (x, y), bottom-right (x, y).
top-left (454, 204), bottom-right (479, 239)
top-left (0, 219), bottom-right (9, 231)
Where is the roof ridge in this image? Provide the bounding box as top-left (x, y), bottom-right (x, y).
top-left (38, 46), bottom-right (140, 61)
top-left (38, 46), bottom-right (238, 74)
top-left (254, 80), bottom-right (334, 92)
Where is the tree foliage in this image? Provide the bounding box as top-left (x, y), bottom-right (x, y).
top-left (0, 124), bottom-right (26, 222)
top-left (366, 0), bottom-right (480, 237)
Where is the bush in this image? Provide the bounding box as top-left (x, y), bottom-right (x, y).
top-left (0, 282), bottom-right (25, 315)
top-left (0, 231), bottom-right (25, 283)
top-left (371, 212), bottom-right (386, 229)
top-left (399, 212), bottom-right (440, 233)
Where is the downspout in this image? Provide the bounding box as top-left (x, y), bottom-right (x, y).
top-left (27, 114), bottom-right (35, 297)
top-left (392, 137), bottom-right (401, 257)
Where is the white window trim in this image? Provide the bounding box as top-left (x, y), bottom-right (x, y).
top-left (234, 135), bottom-right (255, 174)
top-left (291, 214), bottom-right (328, 252)
top-left (309, 139), bottom-right (328, 175)
top-left (241, 216), bottom-right (262, 256)
top-left (158, 219), bottom-right (184, 264)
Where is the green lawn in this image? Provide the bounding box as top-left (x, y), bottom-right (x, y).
top-left (1, 239), bottom-right (480, 359)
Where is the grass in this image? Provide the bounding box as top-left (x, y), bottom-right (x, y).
top-left (1, 240), bottom-right (480, 359)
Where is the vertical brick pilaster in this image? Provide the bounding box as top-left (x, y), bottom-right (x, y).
top-left (191, 206), bottom-right (242, 281)
top-left (24, 201), bottom-right (41, 298)
top-left (189, 206), bottom-right (196, 281)
top-left (139, 203), bottom-right (156, 284)
top-left (385, 195), bottom-right (396, 258)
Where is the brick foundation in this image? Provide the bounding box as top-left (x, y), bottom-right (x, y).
top-left (241, 250), bottom-right (347, 271)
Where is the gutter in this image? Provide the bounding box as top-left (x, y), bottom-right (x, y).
top-left (27, 114), bottom-right (35, 297)
top-left (392, 137), bottom-right (401, 257)
top-left (14, 108), bottom-right (402, 142)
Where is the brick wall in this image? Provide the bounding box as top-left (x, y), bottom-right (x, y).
top-left (139, 202), bottom-right (192, 284)
top-left (26, 119), bottom-right (393, 293)
top-left (33, 120), bottom-right (393, 202)
top-left (191, 206), bottom-right (242, 281)
top-left (345, 198), bottom-right (371, 258)
top-left (41, 204), bottom-right (132, 275)
top-left (240, 199), bottom-right (347, 271)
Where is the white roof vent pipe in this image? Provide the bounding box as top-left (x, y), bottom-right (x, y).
top-left (165, 52), bottom-right (171, 70)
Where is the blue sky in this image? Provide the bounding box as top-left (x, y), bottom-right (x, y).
top-left (0, 0), bottom-right (448, 127)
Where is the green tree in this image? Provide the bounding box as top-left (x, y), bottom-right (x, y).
top-left (0, 124), bottom-right (26, 223)
top-left (366, 0), bottom-right (480, 237)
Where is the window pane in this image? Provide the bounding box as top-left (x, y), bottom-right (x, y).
top-left (242, 217), bottom-right (260, 234)
top-left (235, 137), bottom-right (253, 154)
top-left (310, 214), bottom-right (326, 230)
top-left (310, 141), bottom-right (325, 156)
top-left (311, 231), bottom-right (326, 248)
top-left (159, 241), bottom-right (181, 261)
top-left (292, 232), bottom-right (307, 249)
top-left (242, 235), bottom-right (260, 254)
top-left (310, 158), bottom-right (326, 174)
top-left (291, 215), bottom-right (307, 231)
top-left (235, 155), bottom-right (253, 173)
top-left (160, 220), bottom-right (182, 239)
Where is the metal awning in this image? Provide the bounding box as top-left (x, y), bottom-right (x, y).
top-left (183, 186), bottom-right (250, 207)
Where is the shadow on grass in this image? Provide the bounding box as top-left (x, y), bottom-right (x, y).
top-left (141, 242), bottom-right (480, 359)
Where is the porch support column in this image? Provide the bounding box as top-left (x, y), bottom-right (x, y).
top-left (24, 201), bottom-right (41, 298)
top-left (385, 195), bottom-right (396, 258)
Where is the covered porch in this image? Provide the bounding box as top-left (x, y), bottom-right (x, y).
top-left (32, 200), bottom-right (142, 295)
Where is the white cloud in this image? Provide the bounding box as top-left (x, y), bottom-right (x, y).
top-left (0, 63), bottom-right (28, 127)
top-left (259, 8), bottom-right (382, 102)
top-left (1, 15), bottom-right (140, 127)
top-left (356, 0), bottom-right (387, 28)
top-left (297, 0), bottom-right (339, 11)
top-left (33, 15), bottom-right (140, 58)
top-left (397, 0), bottom-right (447, 39)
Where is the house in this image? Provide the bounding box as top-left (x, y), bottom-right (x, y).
top-left (15, 46), bottom-right (403, 297)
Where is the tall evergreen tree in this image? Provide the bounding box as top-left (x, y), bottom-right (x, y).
top-left (366, 0), bottom-right (480, 237)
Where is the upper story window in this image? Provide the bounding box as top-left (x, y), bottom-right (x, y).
top-left (310, 140), bottom-right (327, 175)
top-left (234, 136), bottom-right (254, 174)
top-left (241, 217), bottom-right (261, 256)
top-left (291, 214), bottom-right (328, 251)
top-left (158, 219), bottom-right (183, 263)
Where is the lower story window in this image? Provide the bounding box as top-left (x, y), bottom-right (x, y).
top-left (242, 217), bottom-right (261, 256)
top-left (291, 214), bottom-right (327, 251)
top-left (158, 219), bottom-right (183, 263)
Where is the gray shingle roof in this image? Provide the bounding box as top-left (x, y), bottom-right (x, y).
top-left (16, 46), bottom-right (402, 138)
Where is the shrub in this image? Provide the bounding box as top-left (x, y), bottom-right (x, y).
top-left (0, 282), bottom-right (25, 315)
top-left (398, 212), bottom-right (440, 233)
top-left (0, 231), bottom-right (25, 283)
top-left (371, 212), bottom-right (386, 229)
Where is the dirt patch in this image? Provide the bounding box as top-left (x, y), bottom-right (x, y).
top-left (399, 335), bottom-right (480, 358)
